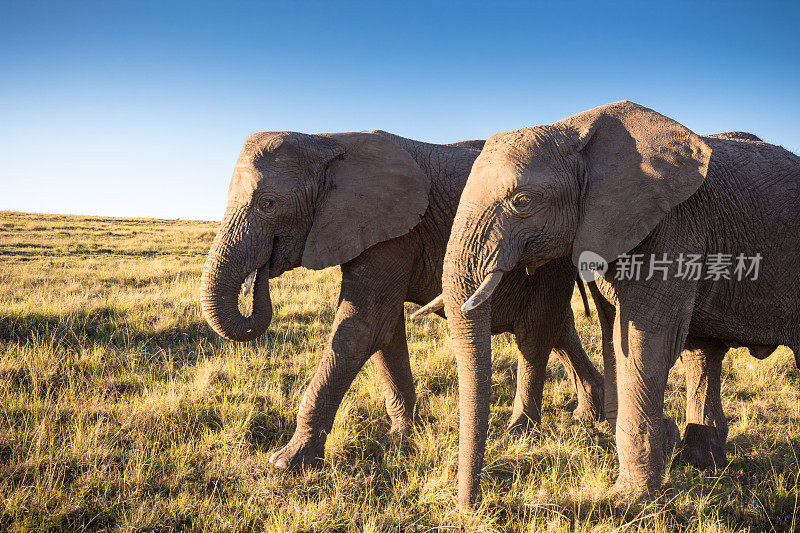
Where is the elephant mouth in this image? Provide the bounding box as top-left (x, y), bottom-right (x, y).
top-left (240, 236), bottom-right (289, 312)
top-left (240, 263), bottom-right (270, 311)
top-left (267, 235), bottom-right (280, 277)
top-left (242, 270), bottom-right (257, 296)
top-left (241, 237), bottom-right (281, 301)
top-left (267, 235), bottom-right (297, 279)
top-left (524, 258), bottom-right (548, 276)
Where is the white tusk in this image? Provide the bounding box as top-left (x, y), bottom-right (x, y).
top-left (525, 259), bottom-right (546, 276)
top-left (461, 271), bottom-right (504, 313)
top-left (410, 295), bottom-right (444, 320)
top-left (242, 270), bottom-right (256, 296)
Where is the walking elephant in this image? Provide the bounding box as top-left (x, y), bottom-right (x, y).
top-left (199, 130), bottom-right (604, 472)
top-left (435, 100), bottom-right (799, 506)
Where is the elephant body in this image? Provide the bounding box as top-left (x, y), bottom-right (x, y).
top-left (439, 100), bottom-right (799, 506)
top-left (200, 130), bottom-right (604, 472)
top-left (590, 132), bottom-right (785, 471)
top-left (590, 132), bottom-right (799, 495)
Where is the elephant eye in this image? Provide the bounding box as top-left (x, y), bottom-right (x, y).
top-left (258, 196), bottom-right (275, 212)
top-left (512, 193), bottom-right (532, 206)
top-left (508, 190), bottom-right (543, 216)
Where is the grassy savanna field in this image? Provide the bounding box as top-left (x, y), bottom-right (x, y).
top-left (1, 211), bottom-right (800, 531)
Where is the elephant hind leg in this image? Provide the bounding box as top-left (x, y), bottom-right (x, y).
top-left (371, 314), bottom-right (416, 445)
top-left (589, 281), bottom-right (618, 429)
top-left (678, 336), bottom-right (728, 470)
top-left (507, 329), bottom-right (550, 434)
top-left (507, 300), bottom-right (604, 434)
top-left (552, 309), bottom-right (604, 423)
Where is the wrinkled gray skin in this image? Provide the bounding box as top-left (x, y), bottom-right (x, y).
top-left (200, 130), bottom-right (604, 472)
top-left (594, 130), bottom-right (772, 473)
top-left (441, 101), bottom-right (800, 506)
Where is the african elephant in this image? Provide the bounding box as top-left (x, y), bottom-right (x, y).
top-left (199, 130), bottom-right (604, 472)
top-left (590, 131), bottom-right (774, 474)
top-left (437, 100), bottom-right (799, 506)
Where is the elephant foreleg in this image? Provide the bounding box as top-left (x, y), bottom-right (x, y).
top-left (269, 259), bottom-right (408, 471)
top-left (371, 314), bottom-right (416, 445)
top-left (678, 336), bottom-right (728, 470)
top-left (612, 297), bottom-right (690, 500)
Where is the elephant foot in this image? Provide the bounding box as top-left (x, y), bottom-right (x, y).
top-left (677, 423), bottom-right (727, 470)
top-left (507, 412), bottom-right (540, 436)
top-left (573, 398), bottom-right (603, 424)
top-left (611, 472), bottom-right (662, 507)
top-left (574, 383), bottom-right (605, 423)
top-left (610, 474), bottom-right (662, 505)
top-left (268, 435), bottom-right (325, 471)
top-left (610, 420), bottom-right (677, 505)
top-left (379, 422), bottom-right (413, 448)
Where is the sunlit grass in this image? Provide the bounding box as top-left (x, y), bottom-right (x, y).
top-left (1, 210), bottom-right (799, 531)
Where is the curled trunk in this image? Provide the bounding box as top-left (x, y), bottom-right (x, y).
top-left (200, 211), bottom-right (273, 342)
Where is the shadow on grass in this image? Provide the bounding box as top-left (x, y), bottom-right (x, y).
top-left (483, 427), bottom-right (800, 531)
top-left (0, 307), bottom-right (218, 354)
top-left (245, 407), bottom-right (296, 451)
top-left (0, 247), bottom-right (206, 259)
top-left (278, 310), bottom-right (325, 327)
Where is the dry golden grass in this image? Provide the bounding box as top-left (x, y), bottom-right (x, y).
top-left (1, 210), bottom-right (799, 531)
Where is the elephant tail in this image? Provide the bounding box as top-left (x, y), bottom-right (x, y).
top-left (576, 275), bottom-right (590, 317)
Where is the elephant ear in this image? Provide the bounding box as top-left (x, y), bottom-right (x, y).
top-left (559, 100), bottom-right (713, 266)
top-left (302, 132), bottom-right (430, 270)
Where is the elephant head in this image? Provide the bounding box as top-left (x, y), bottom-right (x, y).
top-left (201, 131), bottom-right (429, 342)
top-left (441, 100), bottom-right (711, 507)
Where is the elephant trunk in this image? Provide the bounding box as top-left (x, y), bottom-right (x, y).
top-left (447, 298), bottom-right (492, 508)
top-left (200, 210), bottom-right (273, 342)
top-left (442, 207), bottom-right (496, 508)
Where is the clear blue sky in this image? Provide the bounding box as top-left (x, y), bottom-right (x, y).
top-left (1, 1), bottom-right (798, 220)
